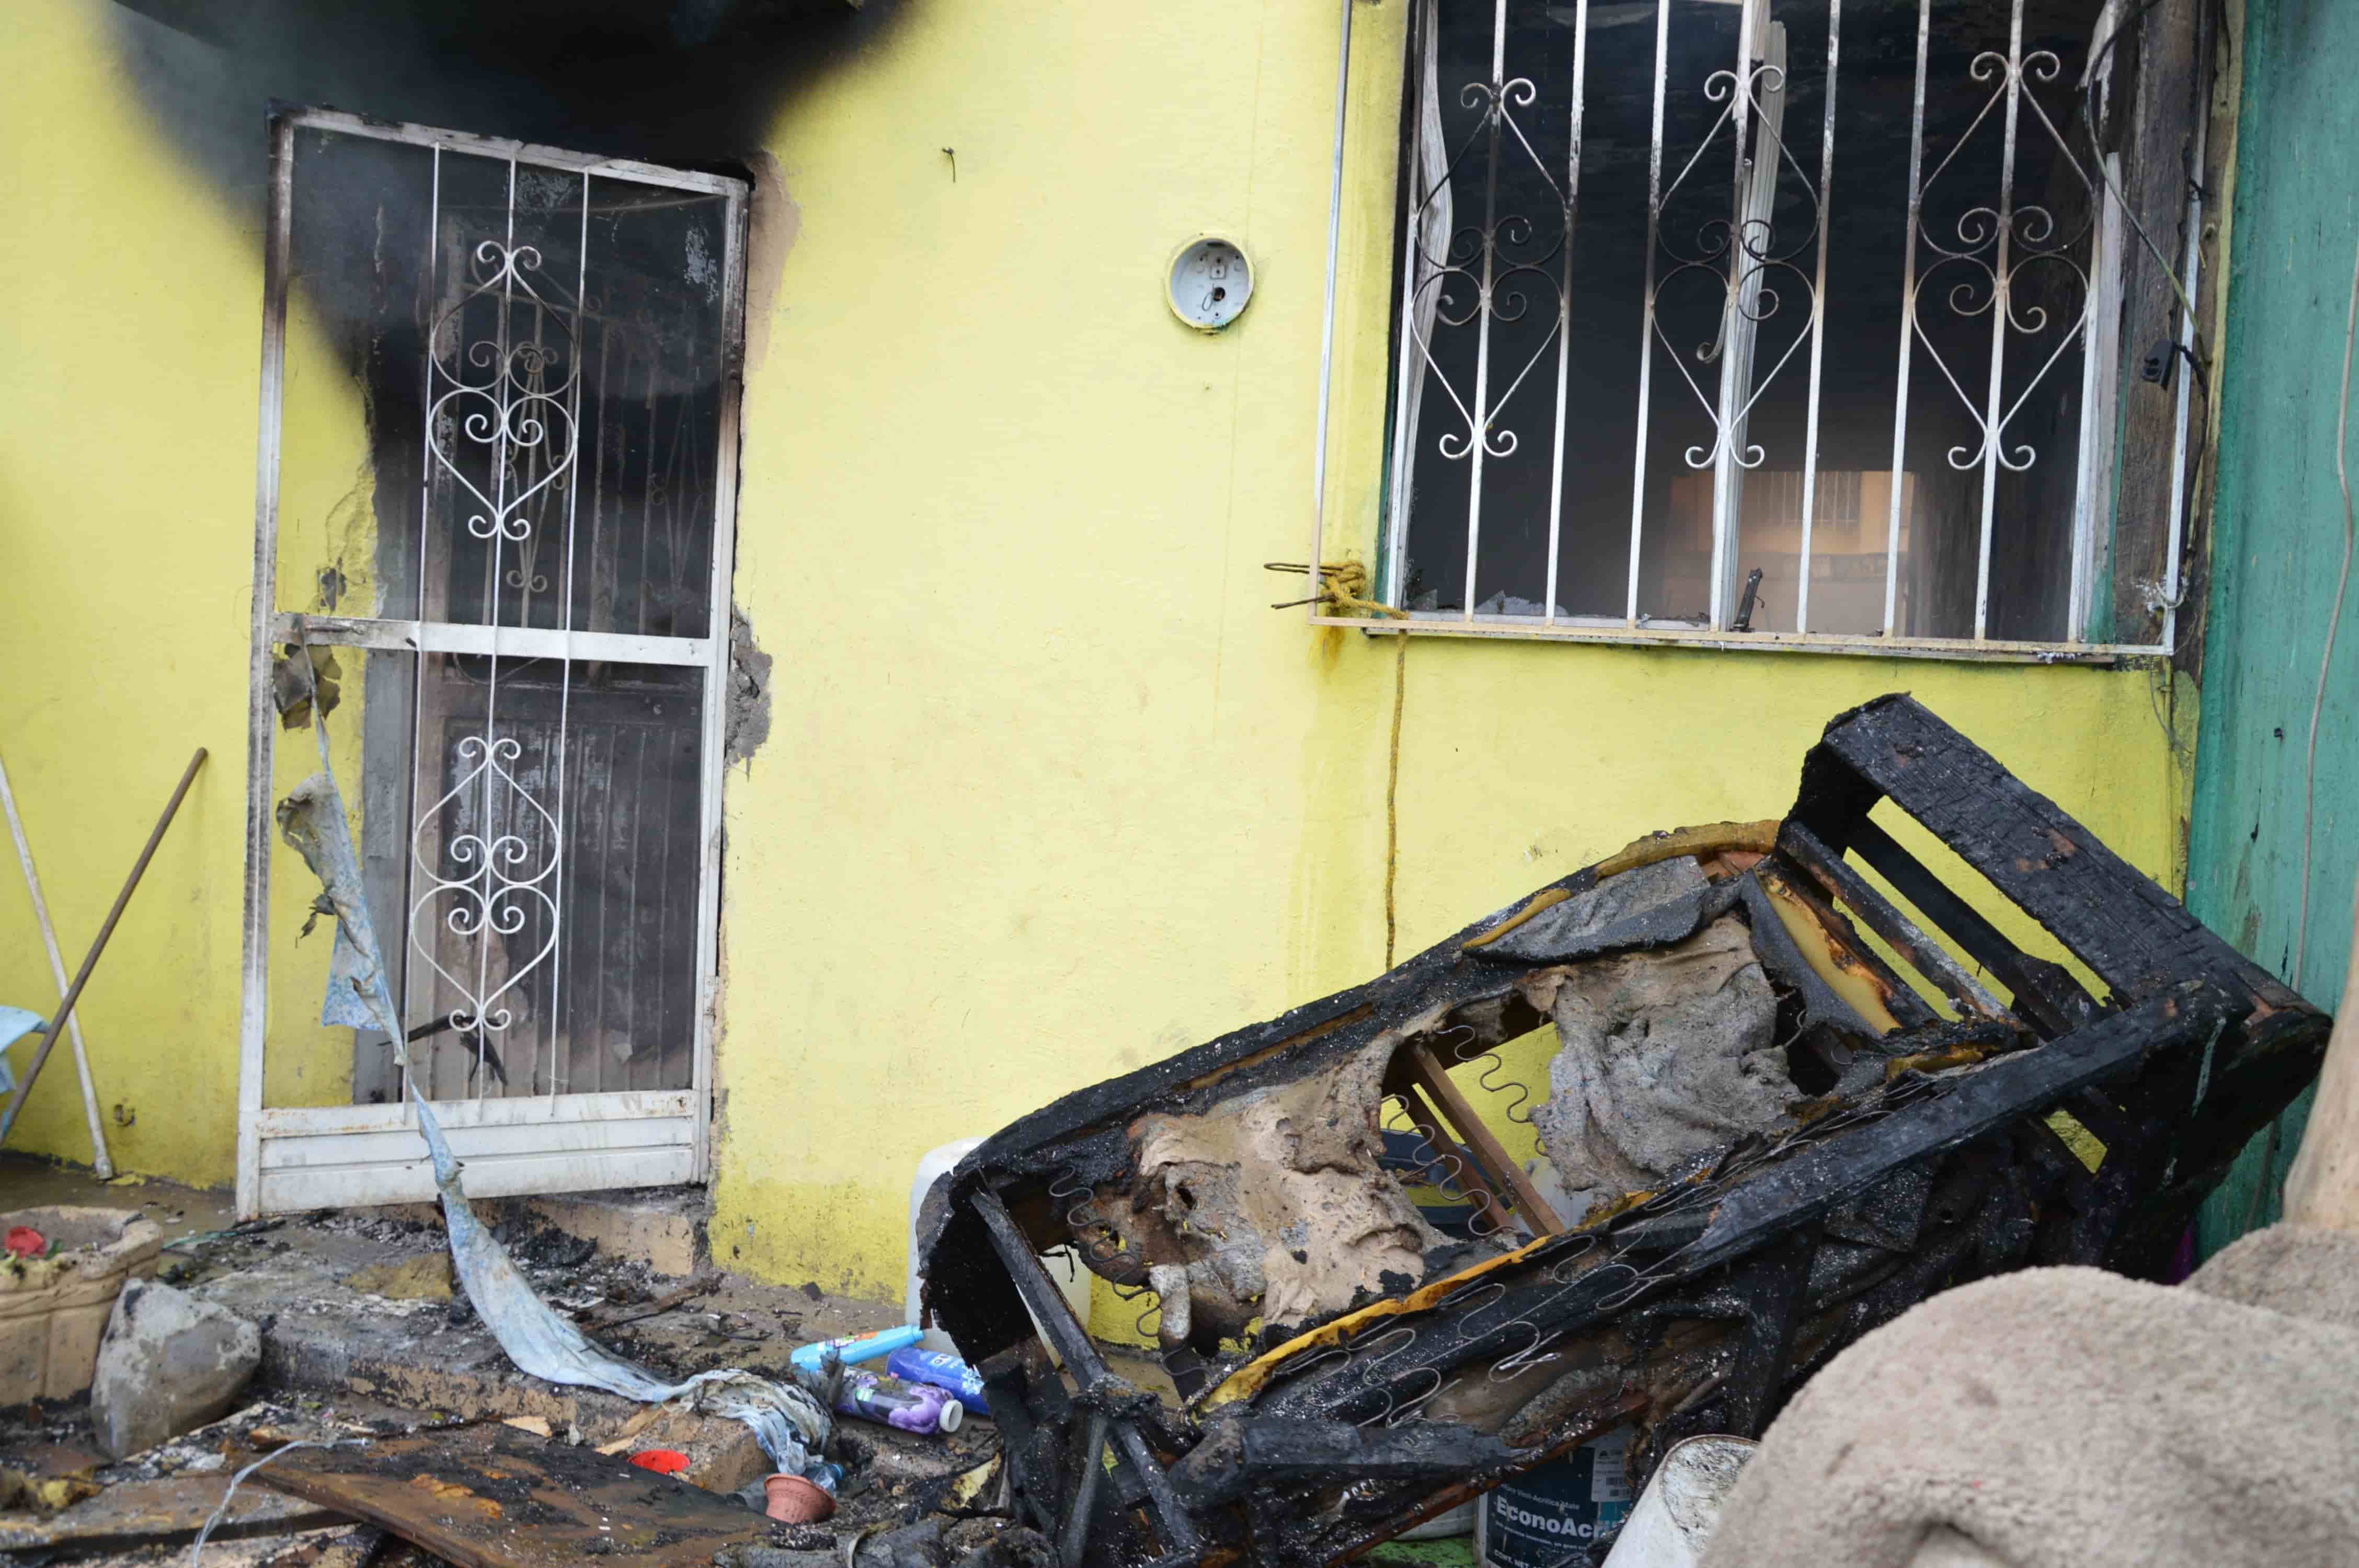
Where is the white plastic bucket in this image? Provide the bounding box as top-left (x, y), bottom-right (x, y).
top-left (1598, 1435), bottom-right (1756, 1568)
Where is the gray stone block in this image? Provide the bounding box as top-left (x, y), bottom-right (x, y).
top-left (89, 1279), bottom-right (261, 1460)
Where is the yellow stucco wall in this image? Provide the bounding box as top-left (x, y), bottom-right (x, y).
top-left (2, 0), bottom-right (260, 1180)
top-left (2, 0), bottom-right (2195, 1306)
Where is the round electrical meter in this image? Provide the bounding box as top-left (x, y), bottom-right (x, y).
top-left (1166, 237), bottom-right (1254, 331)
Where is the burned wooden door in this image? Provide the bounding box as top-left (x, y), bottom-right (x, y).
top-left (235, 109), bottom-right (748, 1215)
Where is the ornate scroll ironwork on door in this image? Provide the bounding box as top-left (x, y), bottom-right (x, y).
top-left (411, 238), bottom-right (582, 1060)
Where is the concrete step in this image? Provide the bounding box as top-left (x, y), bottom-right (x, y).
top-left (384, 1185), bottom-right (712, 1279)
top-left (492, 1186), bottom-right (712, 1279)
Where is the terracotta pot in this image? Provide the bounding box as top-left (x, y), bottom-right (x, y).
top-left (762, 1473), bottom-right (834, 1524)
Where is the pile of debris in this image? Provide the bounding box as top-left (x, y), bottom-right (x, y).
top-left (1, 695), bottom-right (2323, 1568)
top-left (0, 1198), bottom-right (1025, 1567)
top-left (917, 696), bottom-right (2329, 1566)
top-left (1, 672), bottom-right (1044, 1568)
top-left (0, 1388), bottom-right (1028, 1567)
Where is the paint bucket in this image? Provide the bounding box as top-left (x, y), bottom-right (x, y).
top-left (1476, 1427), bottom-right (1634, 1567)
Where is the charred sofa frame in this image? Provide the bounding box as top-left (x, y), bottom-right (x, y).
top-left (917, 696), bottom-right (2324, 1567)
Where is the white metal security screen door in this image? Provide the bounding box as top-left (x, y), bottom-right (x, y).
top-left (236, 110), bottom-right (748, 1217)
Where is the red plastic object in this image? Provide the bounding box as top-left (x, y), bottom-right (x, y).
top-left (4, 1227), bottom-right (45, 1260)
top-left (628, 1449), bottom-right (692, 1475)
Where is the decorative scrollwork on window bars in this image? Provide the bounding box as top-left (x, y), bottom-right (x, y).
top-left (1631, 2), bottom-right (1833, 632)
top-left (1380, 0), bottom-right (2173, 653)
top-left (1893, 13), bottom-right (2097, 641)
top-left (1398, 0), bottom-right (1576, 620)
top-left (411, 233), bottom-right (582, 1057)
top-left (426, 240), bottom-right (581, 612)
top-left (1646, 52), bottom-right (1822, 477)
top-left (1407, 76), bottom-right (1566, 469)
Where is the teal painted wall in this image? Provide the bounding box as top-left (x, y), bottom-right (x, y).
top-left (2190, 0), bottom-right (2359, 1249)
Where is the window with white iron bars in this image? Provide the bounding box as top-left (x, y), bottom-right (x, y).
top-left (1375, 0), bottom-right (2212, 657)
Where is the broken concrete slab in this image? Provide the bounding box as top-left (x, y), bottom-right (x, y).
top-left (609, 1398), bottom-right (771, 1493)
top-left (518, 1188), bottom-right (710, 1279)
top-left (0, 1204), bottom-right (165, 1406)
top-left (90, 1279), bottom-right (261, 1459)
top-left (377, 1188), bottom-right (712, 1279)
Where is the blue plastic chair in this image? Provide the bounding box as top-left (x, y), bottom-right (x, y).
top-left (0, 1006), bottom-right (47, 1099)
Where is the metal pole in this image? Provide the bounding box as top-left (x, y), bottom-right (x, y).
top-left (0, 749), bottom-right (207, 1148)
top-left (1310, 0), bottom-right (1354, 607)
top-left (0, 750), bottom-right (112, 1175)
top-left (1461, 0), bottom-right (1513, 619)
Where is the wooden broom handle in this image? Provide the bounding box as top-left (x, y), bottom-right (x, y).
top-left (2283, 874), bottom-right (2359, 1233)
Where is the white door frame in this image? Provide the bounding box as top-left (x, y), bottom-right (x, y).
top-left (235, 107), bottom-right (749, 1218)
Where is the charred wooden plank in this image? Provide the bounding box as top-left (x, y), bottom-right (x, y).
top-left (1680, 984), bottom-right (2237, 1278)
top-left (1400, 1042), bottom-right (1564, 1233)
top-left (1714, 1229), bottom-right (1817, 1436)
top-left (1641, 1230), bottom-right (1820, 1467)
top-left (1778, 820), bottom-right (2017, 1025)
top-left (1842, 816), bottom-right (2098, 1034)
top-left (256, 1424), bottom-right (769, 1567)
top-left (1170, 1418), bottom-right (1524, 1509)
top-left (980, 1341), bottom-right (1066, 1536)
top-left (1796, 696), bottom-right (2298, 1012)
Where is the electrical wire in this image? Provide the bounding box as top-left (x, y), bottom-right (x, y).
top-left (187, 1440), bottom-right (354, 1563)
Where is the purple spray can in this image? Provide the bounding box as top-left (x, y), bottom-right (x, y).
top-left (834, 1369), bottom-right (964, 1435)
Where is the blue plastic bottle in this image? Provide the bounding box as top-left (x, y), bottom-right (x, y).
top-left (788, 1324), bottom-right (923, 1374)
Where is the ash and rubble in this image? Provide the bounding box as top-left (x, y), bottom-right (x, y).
top-left (0, 1177), bottom-right (1021, 1568)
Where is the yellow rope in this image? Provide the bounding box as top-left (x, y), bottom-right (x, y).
top-left (1263, 560), bottom-right (1410, 621)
